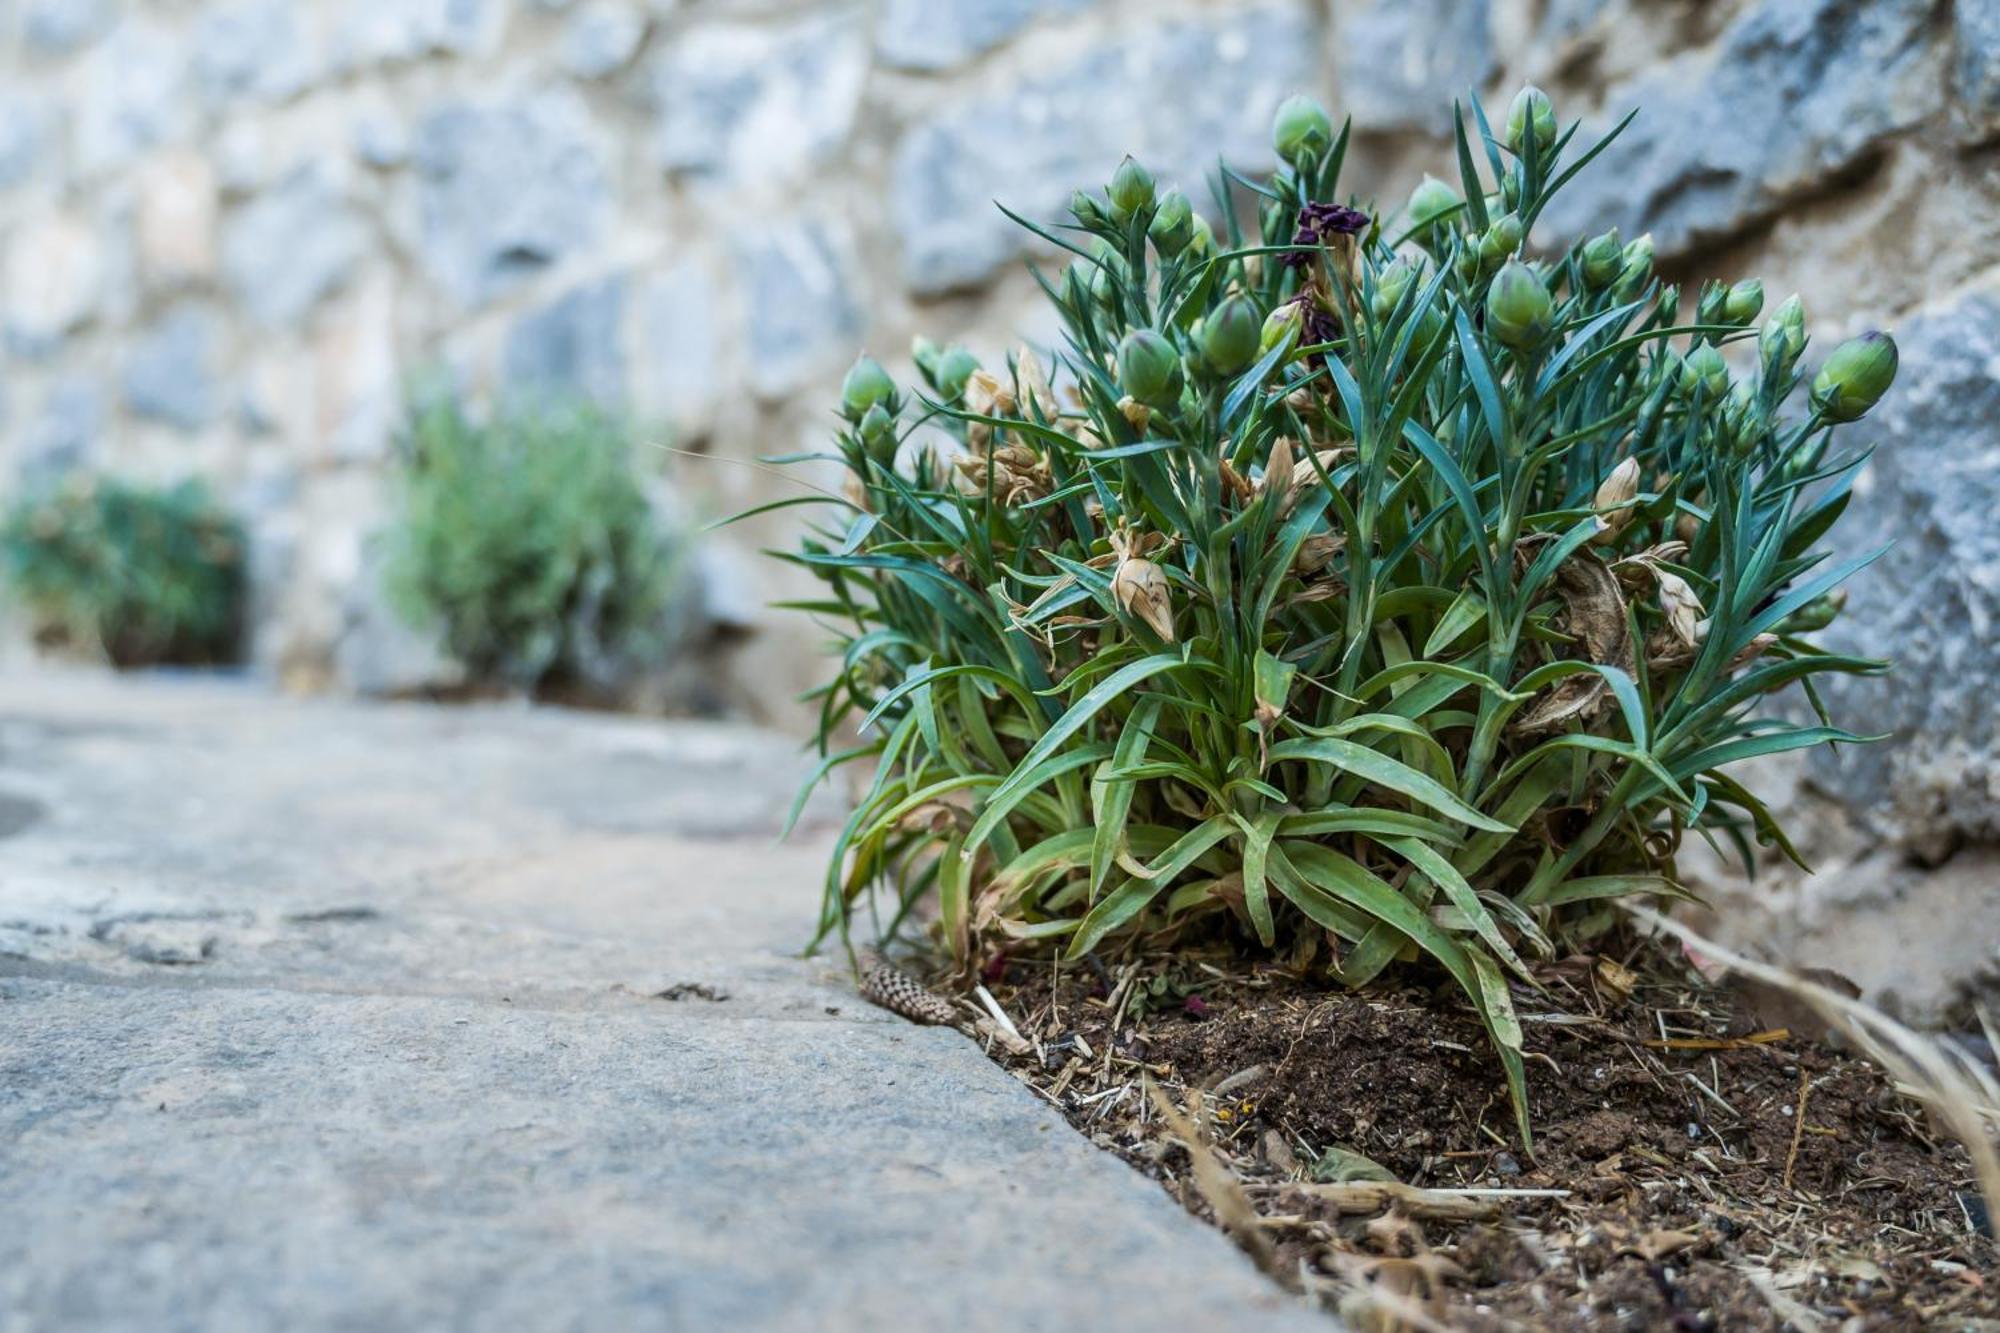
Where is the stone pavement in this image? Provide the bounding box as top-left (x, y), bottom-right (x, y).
top-left (0, 671), bottom-right (1322, 1332)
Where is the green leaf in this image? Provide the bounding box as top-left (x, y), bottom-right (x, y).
top-left (1268, 736), bottom-right (1513, 833)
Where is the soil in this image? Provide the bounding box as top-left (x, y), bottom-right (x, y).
top-left (964, 947), bottom-right (1998, 1330)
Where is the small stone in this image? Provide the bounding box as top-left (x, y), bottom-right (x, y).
top-left (501, 277), bottom-right (627, 409)
top-left (1336, 0), bottom-right (1494, 135)
top-left (875, 0), bottom-right (1096, 72)
top-left (4, 212), bottom-right (102, 356)
top-left (331, 0), bottom-right (507, 69)
top-left (0, 92), bottom-right (52, 191)
top-left (22, 0), bottom-right (114, 56)
top-left (733, 219), bottom-right (863, 400)
top-left (74, 22), bottom-right (191, 176)
top-left (1493, 1151), bottom-right (1521, 1178)
top-left (414, 91), bottom-right (614, 307)
top-left (195, 0), bottom-right (319, 108)
top-left (123, 305), bottom-right (224, 431)
top-left (222, 165), bottom-right (365, 328)
top-left (135, 149), bottom-right (219, 287)
top-left (18, 377), bottom-right (105, 479)
top-left (649, 12), bottom-right (867, 188)
top-left (353, 111), bottom-right (411, 169)
top-left (560, 2), bottom-right (647, 79)
top-left (313, 275), bottom-right (401, 464)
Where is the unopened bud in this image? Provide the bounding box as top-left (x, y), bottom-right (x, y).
top-left (1117, 328), bottom-right (1183, 408)
top-left (1203, 293), bottom-right (1262, 376)
top-left (1407, 175), bottom-right (1460, 231)
top-left (840, 354), bottom-right (896, 423)
top-left (1070, 189), bottom-right (1109, 231)
top-left (1614, 233), bottom-right (1654, 296)
top-left (1148, 189), bottom-right (1195, 257)
top-left (1681, 343), bottom-right (1729, 400)
top-left (1759, 294), bottom-right (1807, 380)
top-left (1479, 214), bottom-right (1524, 268)
top-left (1724, 278), bottom-right (1764, 325)
top-left (1272, 94), bottom-right (1334, 168)
top-left (1811, 331), bottom-right (1898, 422)
top-left (1504, 84), bottom-right (1557, 155)
top-left (1260, 302), bottom-right (1303, 358)
top-left (1108, 155), bottom-right (1155, 222)
top-left (1485, 259), bottom-right (1552, 349)
top-left (858, 402), bottom-right (896, 462)
top-left (1371, 258), bottom-right (1419, 322)
top-left (1580, 228), bottom-right (1623, 289)
top-left (1696, 280), bottom-right (1729, 329)
top-left (935, 345), bottom-right (980, 402)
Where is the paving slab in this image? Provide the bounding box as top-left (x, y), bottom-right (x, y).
top-left (0, 671), bottom-right (1323, 1332)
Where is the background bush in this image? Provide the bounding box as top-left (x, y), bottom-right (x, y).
top-left (385, 396), bottom-right (682, 697)
top-left (1, 476), bottom-right (246, 668)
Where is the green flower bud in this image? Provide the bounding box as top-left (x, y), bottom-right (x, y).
top-left (1485, 259), bottom-right (1552, 349)
top-left (858, 402), bottom-right (896, 462)
top-left (1696, 280), bottom-right (1729, 329)
top-left (1108, 155), bottom-right (1155, 222)
top-left (1203, 293), bottom-right (1263, 376)
top-left (1811, 331), bottom-right (1898, 422)
top-left (840, 354), bottom-right (895, 423)
top-left (1614, 233), bottom-right (1654, 296)
top-left (1117, 328), bottom-right (1183, 407)
top-left (1500, 166), bottom-right (1523, 211)
top-left (1187, 213), bottom-right (1215, 257)
top-left (1407, 175), bottom-right (1460, 231)
top-left (911, 336), bottom-right (941, 380)
top-left (1681, 343), bottom-right (1729, 399)
top-left (1272, 94), bottom-right (1334, 167)
top-left (1780, 590), bottom-right (1846, 634)
top-left (1070, 189), bottom-right (1109, 231)
top-left (1504, 84), bottom-right (1557, 155)
top-left (936, 345), bottom-right (980, 402)
top-left (1260, 302), bottom-right (1303, 358)
top-left (1478, 213), bottom-right (1524, 268)
top-left (1759, 294), bottom-right (1807, 380)
top-left (1371, 258), bottom-right (1420, 322)
top-left (1580, 228), bottom-right (1623, 289)
top-left (1724, 278), bottom-right (1764, 325)
top-left (1148, 188), bottom-right (1195, 257)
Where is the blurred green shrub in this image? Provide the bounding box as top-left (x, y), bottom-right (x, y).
top-left (0, 475), bottom-right (246, 667)
top-left (385, 396), bottom-right (681, 696)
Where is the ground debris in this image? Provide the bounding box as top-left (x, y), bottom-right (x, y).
top-left (971, 948), bottom-right (2000, 1330)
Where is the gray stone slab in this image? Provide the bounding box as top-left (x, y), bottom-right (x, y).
top-left (0, 672), bottom-right (1324, 1332)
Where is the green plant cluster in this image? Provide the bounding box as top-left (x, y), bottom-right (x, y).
top-left (1, 475), bottom-right (245, 668)
top-left (774, 87), bottom-right (1897, 1141)
top-left (386, 396), bottom-right (680, 695)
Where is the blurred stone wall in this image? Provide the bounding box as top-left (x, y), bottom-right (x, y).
top-left (1, 0), bottom-right (1996, 1004)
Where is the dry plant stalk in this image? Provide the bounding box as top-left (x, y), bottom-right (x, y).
top-left (1144, 1078), bottom-right (1279, 1276)
top-left (1629, 905), bottom-right (2000, 1217)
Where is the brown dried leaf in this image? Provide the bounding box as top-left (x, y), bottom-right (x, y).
top-left (1514, 553), bottom-right (1633, 733)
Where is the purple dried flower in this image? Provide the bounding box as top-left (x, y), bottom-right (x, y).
top-left (1285, 203), bottom-right (1371, 269)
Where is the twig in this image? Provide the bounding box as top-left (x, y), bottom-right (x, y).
top-left (973, 983), bottom-right (1026, 1045)
top-left (1783, 1065), bottom-right (1811, 1192)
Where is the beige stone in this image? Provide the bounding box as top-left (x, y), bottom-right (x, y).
top-left (3, 212), bottom-right (103, 345)
top-left (135, 148), bottom-right (219, 286)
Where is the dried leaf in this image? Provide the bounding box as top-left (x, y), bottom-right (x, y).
top-left (1514, 553), bottom-right (1633, 733)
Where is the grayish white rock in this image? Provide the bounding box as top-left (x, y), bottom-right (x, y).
top-left (21, 0), bottom-right (113, 56)
top-left (501, 276), bottom-right (628, 408)
top-left (0, 91), bottom-right (50, 190)
top-left (1539, 0), bottom-right (1948, 256)
top-left (194, 0), bottom-right (320, 108)
top-left (1954, 0), bottom-right (2000, 142)
top-left (635, 259), bottom-right (723, 434)
top-left (560, 1), bottom-right (647, 79)
top-left (4, 212), bottom-right (102, 356)
top-left (651, 11), bottom-right (867, 188)
top-left (1336, 0), bottom-right (1494, 135)
top-left (73, 21), bottom-right (190, 177)
top-left (222, 166), bottom-right (365, 328)
top-left (332, 0), bottom-right (508, 69)
top-left (891, 3), bottom-right (1319, 294)
top-left (735, 220), bottom-right (862, 399)
top-left (1807, 286), bottom-right (2000, 851)
top-left (0, 673), bottom-right (1325, 1333)
top-left (874, 0), bottom-right (1095, 72)
top-left (122, 305), bottom-right (224, 431)
top-left (16, 378), bottom-right (104, 478)
top-left (414, 91), bottom-right (613, 307)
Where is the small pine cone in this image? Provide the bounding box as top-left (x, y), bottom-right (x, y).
top-left (859, 963), bottom-right (957, 1026)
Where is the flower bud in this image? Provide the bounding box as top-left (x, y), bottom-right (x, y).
top-left (1070, 189), bottom-right (1109, 231)
top-left (1681, 343), bottom-right (1729, 399)
top-left (1485, 259), bottom-right (1552, 349)
top-left (1759, 294), bottom-right (1806, 380)
top-left (1500, 167), bottom-right (1523, 211)
top-left (1590, 456), bottom-right (1641, 544)
top-left (1478, 213), bottom-right (1524, 269)
top-left (1614, 233), bottom-right (1654, 296)
top-left (911, 336), bottom-right (941, 379)
top-left (840, 354), bottom-right (896, 423)
top-left (1187, 213), bottom-right (1215, 258)
top-left (1504, 84), bottom-right (1557, 155)
top-left (1203, 293), bottom-right (1262, 376)
top-left (1696, 280), bottom-right (1729, 329)
top-left (1580, 228), bottom-right (1623, 289)
top-left (1724, 278), bottom-right (1764, 325)
top-left (935, 345), bottom-right (980, 402)
top-left (1407, 175), bottom-right (1460, 231)
top-left (858, 402), bottom-right (896, 462)
top-left (1260, 302), bottom-right (1303, 358)
top-left (1108, 155), bottom-right (1155, 222)
top-left (1371, 258), bottom-right (1419, 322)
top-left (1780, 589), bottom-right (1846, 634)
top-left (1117, 328), bottom-right (1183, 408)
top-left (1272, 94), bottom-right (1334, 168)
top-left (1148, 188), bottom-right (1195, 257)
top-left (1811, 331), bottom-right (1898, 422)
top-left (1112, 555), bottom-right (1176, 641)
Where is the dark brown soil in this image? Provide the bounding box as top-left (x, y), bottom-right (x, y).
top-left (967, 949), bottom-right (1997, 1330)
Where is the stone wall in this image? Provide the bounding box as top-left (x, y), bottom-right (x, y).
top-left (3, 1), bottom-right (1997, 1002)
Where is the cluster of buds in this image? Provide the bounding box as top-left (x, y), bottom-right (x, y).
top-left (840, 354), bottom-right (901, 465)
top-left (1696, 277), bottom-right (1764, 331)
